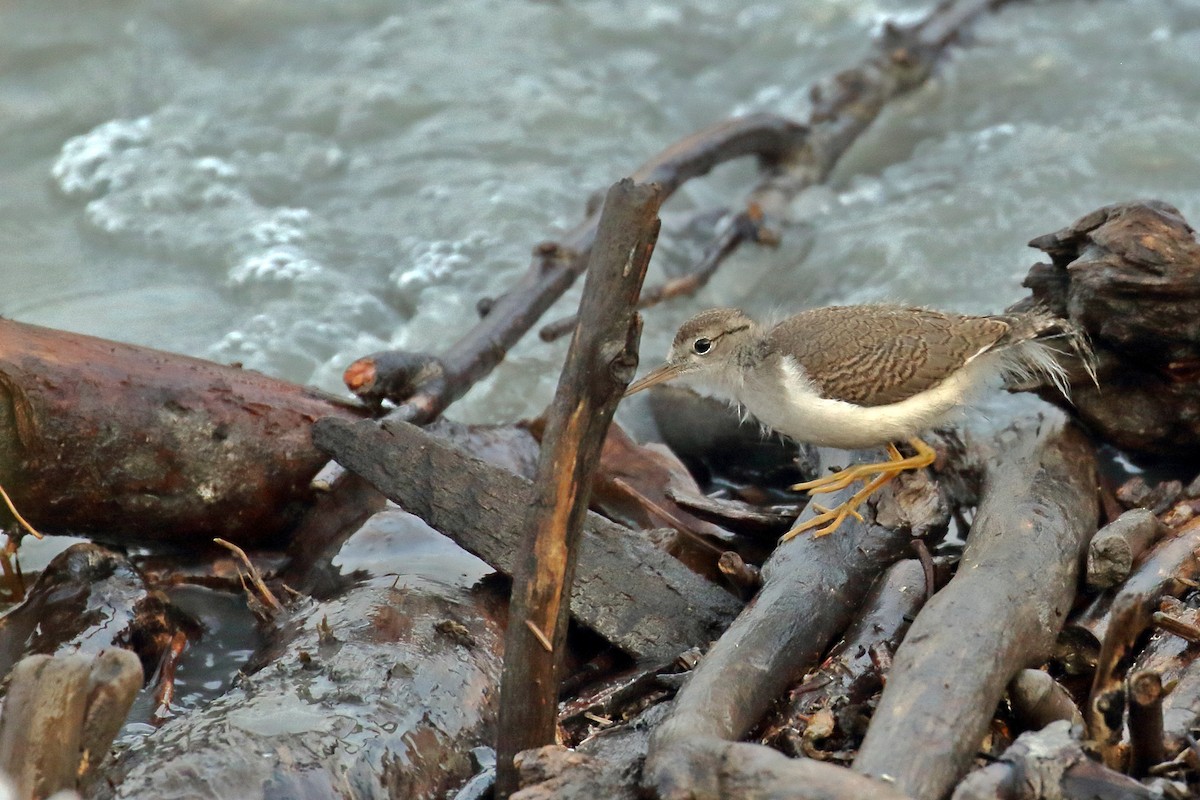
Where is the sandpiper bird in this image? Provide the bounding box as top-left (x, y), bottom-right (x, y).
top-left (624, 304), bottom-right (1090, 540)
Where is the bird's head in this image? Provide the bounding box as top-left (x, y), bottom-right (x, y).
top-left (625, 308), bottom-right (757, 397)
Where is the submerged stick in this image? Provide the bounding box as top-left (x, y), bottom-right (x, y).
top-left (494, 179), bottom-right (663, 798)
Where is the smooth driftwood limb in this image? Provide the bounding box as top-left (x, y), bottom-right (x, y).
top-left (540, 0), bottom-right (1026, 341)
top-left (0, 318), bottom-right (366, 546)
top-left (0, 649), bottom-right (142, 800)
top-left (344, 115), bottom-right (804, 419)
top-left (495, 179), bottom-right (663, 797)
top-left (853, 419), bottom-right (1098, 800)
top-left (642, 460), bottom-right (934, 800)
top-left (312, 420), bottom-right (741, 662)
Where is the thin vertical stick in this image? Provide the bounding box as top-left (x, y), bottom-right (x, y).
top-left (493, 179), bottom-right (663, 798)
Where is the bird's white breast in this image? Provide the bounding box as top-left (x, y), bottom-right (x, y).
top-left (734, 354), bottom-right (1001, 449)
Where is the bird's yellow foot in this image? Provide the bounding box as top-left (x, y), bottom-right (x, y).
top-left (781, 437), bottom-right (936, 541)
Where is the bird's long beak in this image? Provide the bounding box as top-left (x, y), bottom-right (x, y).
top-left (624, 361), bottom-right (685, 397)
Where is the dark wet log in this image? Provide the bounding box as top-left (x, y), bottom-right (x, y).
top-left (0, 318), bottom-right (366, 546)
top-left (1007, 669), bottom-right (1084, 732)
top-left (0, 543), bottom-right (190, 684)
top-left (761, 559), bottom-right (927, 758)
top-left (540, 0), bottom-right (1028, 341)
top-left (313, 416), bottom-right (742, 663)
top-left (98, 576), bottom-right (504, 800)
top-left (0, 649), bottom-right (142, 800)
top-left (1086, 508), bottom-right (1165, 591)
top-left (1128, 670), bottom-right (1166, 776)
top-left (1067, 515), bottom-right (1200, 659)
top-left (1019, 201), bottom-right (1200, 457)
top-left (496, 179), bottom-right (662, 797)
top-left (853, 420), bottom-right (1098, 800)
top-left (950, 721), bottom-right (1156, 800)
top-left (642, 460), bottom-right (936, 799)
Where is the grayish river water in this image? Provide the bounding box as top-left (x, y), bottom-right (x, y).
top-left (5, 0), bottom-right (1199, 427)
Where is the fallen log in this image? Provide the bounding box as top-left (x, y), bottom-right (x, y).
top-left (853, 418), bottom-right (1098, 800)
top-left (641, 461), bottom-right (940, 798)
top-left (96, 575), bottom-right (505, 800)
top-left (313, 415), bottom-right (742, 663)
top-left (0, 318), bottom-right (366, 545)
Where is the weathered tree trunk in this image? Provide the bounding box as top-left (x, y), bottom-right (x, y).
top-left (0, 319), bottom-right (366, 546)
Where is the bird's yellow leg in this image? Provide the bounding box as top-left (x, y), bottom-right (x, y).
top-left (781, 437), bottom-right (937, 541)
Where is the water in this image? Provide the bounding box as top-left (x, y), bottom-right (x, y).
top-left (5, 0), bottom-right (1197, 428)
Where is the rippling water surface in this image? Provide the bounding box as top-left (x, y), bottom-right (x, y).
top-left (6, 0), bottom-right (1199, 425)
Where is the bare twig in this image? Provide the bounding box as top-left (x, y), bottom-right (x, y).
top-left (541, 0), bottom-right (1026, 342)
top-left (213, 537), bottom-right (284, 616)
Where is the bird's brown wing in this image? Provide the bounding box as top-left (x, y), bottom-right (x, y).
top-left (774, 305), bottom-right (1011, 406)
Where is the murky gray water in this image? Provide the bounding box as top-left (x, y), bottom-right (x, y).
top-left (6, 0), bottom-right (1199, 427)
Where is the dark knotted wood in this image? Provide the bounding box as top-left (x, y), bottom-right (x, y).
top-left (853, 420), bottom-right (1098, 800)
top-left (1019, 200), bottom-right (1200, 457)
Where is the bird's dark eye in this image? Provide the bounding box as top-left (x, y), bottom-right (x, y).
top-left (693, 337), bottom-right (712, 355)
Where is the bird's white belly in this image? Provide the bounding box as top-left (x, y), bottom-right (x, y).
top-left (738, 355), bottom-right (997, 449)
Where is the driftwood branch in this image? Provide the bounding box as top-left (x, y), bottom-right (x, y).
top-left (641, 462), bottom-right (939, 799)
top-left (540, 0), bottom-right (1026, 342)
top-left (312, 416), bottom-right (742, 662)
top-left (346, 0), bottom-right (1028, 420)
top-left (853, 419), bottom-right (1098, 800)
top-left (495, 179), bottom-right (663, 796)
top-left (346, 116), bottom-right (803, 421)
